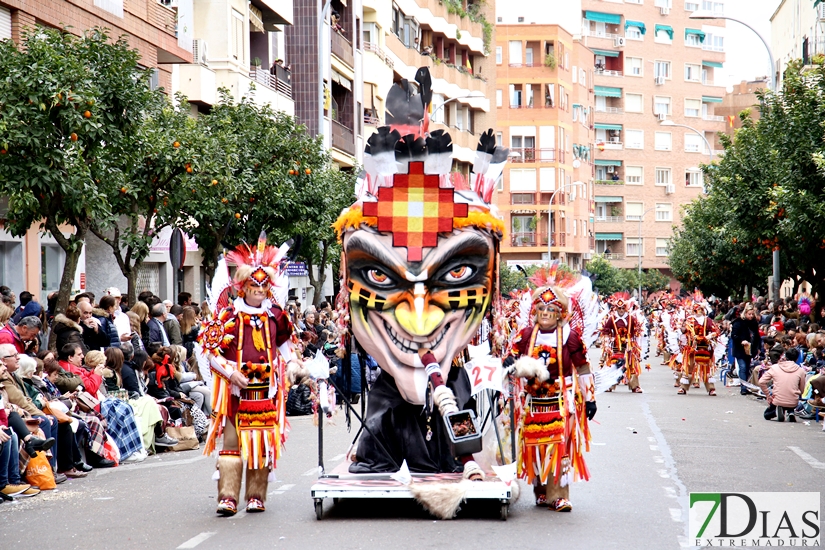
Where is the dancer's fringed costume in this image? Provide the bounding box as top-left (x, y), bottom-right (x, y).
top-left (199, 233), bottom-right (297, 516)
top-left (508, 265), bottom-right (599, 512)
top-left (678, 292), bottom-right (718, 396)
top-left (600, 292), bottom-right (644, 393)
top-left (333, 67), bottom-right (507, 482)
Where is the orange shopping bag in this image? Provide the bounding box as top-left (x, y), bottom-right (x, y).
top-left (25, 452), bottom-right (56, 490)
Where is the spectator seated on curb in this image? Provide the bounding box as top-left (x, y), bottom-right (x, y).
top-left (760, 347), bottom-right (806, 423)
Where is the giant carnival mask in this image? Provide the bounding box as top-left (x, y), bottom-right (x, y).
top-left (335, 67), bottom-right (508, 404)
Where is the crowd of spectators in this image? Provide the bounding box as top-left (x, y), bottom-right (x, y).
top-left (0, 287), bottom-right (213, 500)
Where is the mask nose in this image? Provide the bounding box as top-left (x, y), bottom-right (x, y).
top-left (394, 287), bottom-right (445, 337)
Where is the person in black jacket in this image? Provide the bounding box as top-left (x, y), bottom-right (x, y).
top-left (52, 306), bottom-right (88, 354)
top-left (731, 303), bottom-right (761, 395)
top-left (78, 301), bottom-right (112, 351)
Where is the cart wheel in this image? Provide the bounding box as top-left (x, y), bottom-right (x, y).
top-left (500, 503), bottom-right (509, 521)
top-left (315, 499), bottom-right (323, 520)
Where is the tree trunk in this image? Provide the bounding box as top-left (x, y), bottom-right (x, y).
top-left (126, 268), bottom-right (138, 308)
top-left (306, 241), bottom-right (330, 306)
top-left (47, 220), bottom-right (87, 316)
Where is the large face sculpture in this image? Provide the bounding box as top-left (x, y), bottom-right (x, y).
top-left (345, 226), bottom-right (494, 404)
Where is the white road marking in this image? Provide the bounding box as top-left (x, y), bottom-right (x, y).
top-left (269, 483), bottom-right (296, 495)
top-left (93, 497), bottom-right (114, 500)
top-left (653, 455), bottom-right (665, 464)
top-left (657, 469), bottom-right (670, 479)
top-left (302, 466), bottom-right (320, 476)
top-left (647, 436), bottom-right (656, 442)
top-left (788, 446), bottom-right (825, 470)
top-left (649, 445), bottom-right (659, 451)
top-left (669, 508), bottom-right (682, 522)
top-left (331, 453), bottom-right (345, 461)
top-left (177, 532), bottom-right (216, 549)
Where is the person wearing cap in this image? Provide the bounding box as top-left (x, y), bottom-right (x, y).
top-left (104, 288), bottom-right (132, 344)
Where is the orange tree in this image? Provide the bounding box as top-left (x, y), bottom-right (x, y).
top-left (0, 28), bottom-right (155, 313)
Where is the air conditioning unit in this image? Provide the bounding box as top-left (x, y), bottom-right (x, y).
top-left (614, 36), bottom-right (626, 48)
top-left (192, 39), bottom-right (209, 66)
top-left (657, 112), bottom-right (667, 121)
top-left (660, 7), bottom-right (670, 15)
top-left (159, 0), bottom-right (179, 7)
top-left (607, 165), bottom-right (615, 173)
top-left (665, 184), bottom-right (675, 194)
top-left (654, 76), bottom-right (666, 85)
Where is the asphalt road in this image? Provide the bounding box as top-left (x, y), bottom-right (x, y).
top-left (3, 349), bottom-right (824, 550)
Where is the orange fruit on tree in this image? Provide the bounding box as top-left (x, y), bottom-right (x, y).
top-left (173, 141), bottom-right (181, 148)
top-left (121, 187), bottom-right (127, 193)
top-left (186, 166), bottom-right (193, 173)
top-left (221, 198), bottom-right (228, 204)
top-left (305, 168), bottom-right (311, 175)
top-left (83, 110), bottom-right (91, 118)
top-left (70, 133), bottom-right (78, 142)
top-left (211, 179), bottom-right (218, 186)
top-left (235, 213), bottom-right (241, 219)
top-left (0, 149), bottom-right (6, 155)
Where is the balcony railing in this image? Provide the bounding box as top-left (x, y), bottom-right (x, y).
top-left (510, 194), bottom-right (536, 205)
top-left (595, 106), bottom-right (624, 114)
top-left (584, 30), bottom-right (623, 41)
top-left (702, 44), bottom-right (725, 52)
top-left (331, 120), bottom-right (355, 155)
top-left (703, 114), bottom-right (724, 122)
top-left (703, 79), bottom-right (715, 86)
top-left (363, 113), bottom-right (381, 126)
top-left (603, 141), bottom-right (623, 150)
top-left (604, 253), bottom-right (625, 260)
top-left (511, 232), bottom-right (537, 247)
top-left (595, 179), bottom-right (624, 185)
top-left (509, 148), bottom-right (559, 163)
top-left (331, 31), bottom-right (354, 67)
top-left (595, 216), bottom-right (622, 223)
top-left (249, 67), bottom-right (293, 99)
top-left (597, 70), bottom-right (623, 77)
top-left (363, 41), bottom-right (394, 69)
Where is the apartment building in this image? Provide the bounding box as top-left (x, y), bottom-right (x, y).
top-left (361, 0), bottom-right (495, 175)
top-left (583, 0), bottom-right (727, 278)
top-left (494, 22), bottom-right (596, 270)
top-left (771, 0), bottom-right (825, 87)
top-left (716, 78), bottom-right (769, 136)
top-left (0, 0), bottom-right (193, 301)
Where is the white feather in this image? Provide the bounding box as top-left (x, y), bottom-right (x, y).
top-left (594, 365), bottom-right (625, 394)
top-left (206, 255), bottom-right (231, 313)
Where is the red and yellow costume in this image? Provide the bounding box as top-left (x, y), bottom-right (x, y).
top-left (680, 312), bottom-right (717, 394)
top-left (600, 294), bottom-right (643, 392)
top-left (199, 234), bottom-right (297, 515)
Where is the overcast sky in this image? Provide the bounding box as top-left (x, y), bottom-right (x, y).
top-left (722, 0), bottom-right (780, 88)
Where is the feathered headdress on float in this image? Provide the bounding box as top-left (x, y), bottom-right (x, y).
top-left (333, 67), bottom-right (506, 263)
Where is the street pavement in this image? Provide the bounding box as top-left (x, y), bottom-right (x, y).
top-left (3, 349), bottom-right (825, 550)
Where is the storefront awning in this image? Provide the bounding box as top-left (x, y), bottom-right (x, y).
top-left (594, 85), bottom-right (622, 98)
top-left (702, 95), bottom-right (723, 103)
top-left (685, 28), bottom-right (706, 42)
top-left (595, 123), bottom-right (622, 131)
top-left (592, 48), bottom-right (620, 58)
top-left (596, 233), bottom-right (623, 240)
top-left (655, 24), bottom-right (674, 40)
top-left (702, 60), bottom-right (723, 68)
top-left (595, 196), bottom-right (622, 202)
top-left (624, 20), bottom-right (646, 34)
top-left (595, 159), bottom-right (622, 166)
top-left (584, 10), bottom-right (621, 25)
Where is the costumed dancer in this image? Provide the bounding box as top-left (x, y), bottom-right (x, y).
top-left (199, 233), bottom-right (298, 516)
top-left (678, 293), bottom-right (718, 396)
top-left (600, 292), bottom-right (644, 393)
top-left (508, 266), bottom-right (599, 512)
top-left (334, 66), bottom-right (508, 480)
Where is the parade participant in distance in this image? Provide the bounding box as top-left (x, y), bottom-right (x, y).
top-left (600, 292), bottom-right (644, 393)
top-left (679, 294), bottom-right (719, 396)
top-left (508, 266), bottom-right (598, 512)
top-left (199, 233), bottom-right (298, 516)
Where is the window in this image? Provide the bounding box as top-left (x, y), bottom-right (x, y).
top-left (685, 33), bottom-right (702, 47)
top-left (509, 85), bottom-right (522, 108)
top-left (626, 166), bottom-right (644, 185)
top-left (509, 41), bottom-right (522, 65)
top-left (702, 0), bottom-right (724, 14)
top-left (684, 63), bottom-right (701, 82)
top-left (496, 89), bottom-right (502, 107)
top-left (626, 26), bottom-right (643, 40)
top-left (654, 96), bottom-right (671, 116)
top-left (655, 203), bottom-right (672, 222)
top-left (580, 68), bottom-right (587, 86)
top-left (685, 1), bottom-right (699, 9)
top-left (685, 98), bottom-right (701, 117)
top-left (686, 170), bottom-right (703, 187)
top-left (559, 86), bottom-right (568, 111)
top-left (625, 202), bottom-right (644, 221)
top-left (626, 237), bottom-right (644, 257)
top-left (656, 28), bottom-right (672, 44)
top-left (684, 133), bottom-right (703, 153)
top-left (527, 48), bottom-right (534, 67)
top-left (627, 57), bottom-right (643, 76)
top-left (626, 0), bottom-right (643, 4)
top-left (655, 167), bottom-right (671, 186)
top-left (572, 65), bottom-right (577, 84)
top-left (496, 47), bottom-right (502, 64)
top-left (545, 84), bottom-right (555, 108)
top-left (656, 238), bottom-right (669, 256)
top-left (655, 0), bottom-right (672, 7)
top-left (654, 61), bottom-right (671, 79)
top-left (704, 30), bottom-right (724, 52)
top-left (94, 0), bottom-right (124, 17)
top-left (626, 129), bottom-right (644, 149)
top-left (625, 93), bottom-right (643, 113)
top-left (496, 132), bottom-right (502, 146)
top-left (231, 9), bottom-right (245, 63)
top-left (655, 132), bottom-right (672, 151)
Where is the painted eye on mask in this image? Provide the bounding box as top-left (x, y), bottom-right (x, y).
top-left (443, 265), bottom-right (474, 283)
top-left (365, 268), bottom-right (394, 287)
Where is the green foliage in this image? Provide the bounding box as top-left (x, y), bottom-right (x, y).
top-left (670, 59), bottom-right (825, 297)
top-left (442, 0), bottom-right (493, 54)
top-left (544, 53), bottom-right (557, 69)
top-left (499, 264), bottom-right (529, 296)
top-left (0, 28), bottom-right (155, 312)
top-left (585, 255), bottom-right (669, 296)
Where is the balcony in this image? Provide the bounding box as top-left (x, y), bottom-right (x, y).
top-left (599, 70), bottom-right (623, 77)
top-left (595, 216), bottom-right (622, 223)
top-left (595, 179), bottom-right (624, 185)
top-left (602, 141), bottom-right (623, 150)
top-left (604, 253), bottom-right (625, 260)
top-left (331, 31), bottom-right (354, 68)
top-left (331, 120), bottom-right (355, 155)
top-left (249, 67), bottom-right (292, 99)
top-left (363, 42), bottom-right (394, 69)
top-left (596, 106), bottom-right (623, 114)
top-left (511, 232), bottom-right (538, 247)
top-left (509, 148), bottom-right (560, 163)
top-left (703, 79), bottom-right (714, 86)
top-left (703, 114), bottom-right (724, 122)
top-left (363, 113), bottom-right (381, 126)
top-left (510, 193), bottom-right (536, 205)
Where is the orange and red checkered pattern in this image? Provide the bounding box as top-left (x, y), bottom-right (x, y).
top-left (362, 162), bottom-right (468, 262)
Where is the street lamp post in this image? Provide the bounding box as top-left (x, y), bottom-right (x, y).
top-left (637, 206), bottom-right (657, 301)
top-left (690, 9), bottom-right (781, 302)
top-left (318, 0), bottom-right (332, 144)
top-left (659, 119), bottom-right (714, 163)
top-left (547, 181), bottom-right (585, 264)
